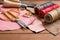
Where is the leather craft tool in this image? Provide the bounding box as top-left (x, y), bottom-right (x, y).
top-left (3, 0), bottom-right (36, 15)
top-left (10, 0), bottom-right (20, 2)
top-left (20, 1), bottom-right (36, 8)
top-left (2, 10), bottom-right (44, 33)
top-left (2, 11), bottom-right (28, 29)
top-left (3, 0), bottom-right (36, 8)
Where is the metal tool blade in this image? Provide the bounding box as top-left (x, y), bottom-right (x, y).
top-left (15, 19), bottom-right (28, 29)
top-left (19, 1), bottom-right (36, 8)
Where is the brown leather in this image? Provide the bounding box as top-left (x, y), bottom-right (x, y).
top-left (43, 20), bottom-right (60, 35)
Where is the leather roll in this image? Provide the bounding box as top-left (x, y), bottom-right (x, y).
top-left (44, 10), bottom-right (59, 23)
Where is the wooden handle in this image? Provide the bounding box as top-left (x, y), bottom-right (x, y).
top-left (10, 0), bottom-right (20, 2)
top-left (0, 12), bottom-right (6, 21)
top-left (3, 0), bottom-right (20, 7)
top-left (2, 12), bottom-right (14, 21)
top-left (0, 17), bottom-right (6, 21)
top-left (8, 11), bottom-right (19, 19)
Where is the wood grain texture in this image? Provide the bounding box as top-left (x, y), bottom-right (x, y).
top-left (21, 0), bottom-right (59, 1)
top-left (0, 34), bottom-right (60, 40)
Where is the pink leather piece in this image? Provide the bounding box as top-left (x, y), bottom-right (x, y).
top-left (28, 18), bottom-right (45, 32)
top-left (0, 8), bottom-right (20, 31)
top-left (0, 8), bottom-right (8, 12)
top-left (0, 13), bottom-right (9, 21)
top-left (20, 16), bottom-right (35, 25)
top-left (0, 20), bottom-right (20, 31)
top-left (19, 10), bottom-right (35, 25)
top-left (0, 8), bottom-right (35, 31)
top-left (0, 5), bottom-right (45, 32)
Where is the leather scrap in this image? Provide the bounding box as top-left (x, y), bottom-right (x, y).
top-left (44, 20), bottom-right (60, 35)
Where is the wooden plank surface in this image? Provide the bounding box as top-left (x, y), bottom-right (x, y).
top-left (0, 34), bottom-right (60, 40)
top-left (0, 1), bottom-right (60, 40)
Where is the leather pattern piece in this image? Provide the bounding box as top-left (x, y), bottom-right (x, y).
top-left (44, 20), bottom-right (60, 35)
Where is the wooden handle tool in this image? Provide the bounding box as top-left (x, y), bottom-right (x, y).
top-left (2, 11), bottom-right (28, 29)
top-left (3, 0), bottom-right (36, 8)
top-left (8, 11), bottom-right (19, 19)
top-left (3, 0), bottom-right (20, 7)
top-left (2, 12), bottom-right (14, 21)
top-left (0, 12), bottom-right (6, 21)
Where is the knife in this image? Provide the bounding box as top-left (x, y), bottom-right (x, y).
top-left (3, 0), bottom-right (36, 8)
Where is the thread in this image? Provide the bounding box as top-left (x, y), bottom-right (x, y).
top-left (35, 2), bottom-right (54, 15)
top-left (39, 4), bottom-right (59, 17)
top-left (3, 0), bottom-right (20, 7)
top-left (44, 10), bottom-right (59, 23)
top-left (56, 7), bottom-right (60, 18)
top-left (36, 1), bottom-right (54, 10)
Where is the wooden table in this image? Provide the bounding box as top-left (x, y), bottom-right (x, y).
top-left (0, 1), bottom-right (60, 40)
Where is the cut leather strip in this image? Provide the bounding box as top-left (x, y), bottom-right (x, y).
top-left (28, 17), bottom-right (45, 33)
top-left (44, 20), bottom-right (60, 36)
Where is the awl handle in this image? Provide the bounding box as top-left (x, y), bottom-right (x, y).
top-left (2, 12), bottom-right (14, 21)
